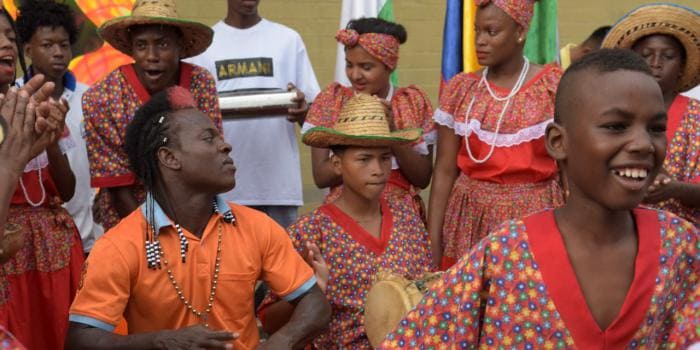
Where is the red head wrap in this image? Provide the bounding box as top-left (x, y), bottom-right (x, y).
top-left (474, 0), bottom-right (535, 30)
top-left (167, 86), bottom-right (196, 110)
top-left (336, 29), bottom-right (400, 70)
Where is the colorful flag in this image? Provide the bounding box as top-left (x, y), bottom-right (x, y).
top-left (334, 0), bottom-right (397, 86)
top-left (440, 0), bottom-right (558, 97)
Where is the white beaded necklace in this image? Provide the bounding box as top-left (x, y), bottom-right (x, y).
top-left (19, 169), bottom-right (46, 207)
top-left (464, 56), bottom-right (530, 164)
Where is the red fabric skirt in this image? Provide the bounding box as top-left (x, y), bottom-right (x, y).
top-left (441, 173), bottom-right (562, 269)
top-left (0, 199), bottom-right (84, 350)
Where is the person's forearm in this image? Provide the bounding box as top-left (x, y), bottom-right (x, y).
top-left (266, 285), bottom-right (331, 349)
top-left (110, 185), bottom-right (140, 218)
top-left (311, 147), bottom-right (342, 189)
top-left (66, 322), bottom-right (162, 350)
top-left (427, 165), bottom-right (458, 267)
top-left (675, 182), bottom-right (700, 207)
top-left (392, 145), bottom-right (433, 189)
top-left (46, 144), bottom-right (75, 202)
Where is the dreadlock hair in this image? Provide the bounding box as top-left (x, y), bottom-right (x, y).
top-left (125, 86), bottom-right (195, 269)
top-left (0, 7), bottom-right (28, 81)
top-left (16, 0), bottom-right (79, 46)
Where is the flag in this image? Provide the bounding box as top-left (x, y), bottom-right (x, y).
top-left (334, 0), bottom-right (397, 86)
top-left (440, 0), bottom-right (558, 97)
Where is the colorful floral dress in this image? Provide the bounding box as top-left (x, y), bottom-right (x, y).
top-left (303, 83), bottom-right (435, 221)
top-left (83, 62), bottom-right (222, 230)
top-left (436, 64), bottom-right (563, 268)
top-left (0, 138), bottom-right (85, 350)
top-left (260, 198), bottom-right (433, 349)
top-left (653, 95), bottom-right (700, 225)
top-left (378, 208), bottom-right (698, 349)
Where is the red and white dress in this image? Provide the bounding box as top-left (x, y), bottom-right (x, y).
top-left (436, 64), bottom-right (563, 268)
top-left (1, 136), bottom-right (84, 350)
top-left (303, 82), bottom-right (435, 222)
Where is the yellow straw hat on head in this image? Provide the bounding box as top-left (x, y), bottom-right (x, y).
top-left (601, 3), bottom-right (700, 92)
top-left (302, 94), bottom-right (422, 148)
top-left (99, 0), bottom-right (213, 59)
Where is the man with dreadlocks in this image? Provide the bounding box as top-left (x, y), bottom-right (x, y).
top-left (67, 86), bottom-right (331, 350)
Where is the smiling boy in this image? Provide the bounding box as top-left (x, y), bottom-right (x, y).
top-left (378, 49), bottom-right (698, 349)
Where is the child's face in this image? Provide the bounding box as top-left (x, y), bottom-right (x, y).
top-left (25, 26), bottom-right (72, 83)
top-left (556, 69), bottom-right (667, 210)
top-left (632, 34), bottom-right (685, 95)
top-left (332, 146), bottom-right (392, 202)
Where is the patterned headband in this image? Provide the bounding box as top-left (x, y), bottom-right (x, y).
top-left (474, 0), bottom-right (535, 30)
top-left (336, 29), bottom-right (400, 70)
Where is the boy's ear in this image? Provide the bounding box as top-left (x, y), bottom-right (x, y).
top-left (23, 44), bottom-right (31, 61)
top-left (545, 122), bottom-right (567, 161)
top-left (157, 146), bottom-right (182, 171)
top-left (330, 153), bottom-right (343, 177)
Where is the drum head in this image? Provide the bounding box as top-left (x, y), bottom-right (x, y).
top-left (365, 275), bottom-right (424, 347)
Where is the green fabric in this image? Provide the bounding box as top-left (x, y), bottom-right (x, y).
top-left (524, 0), bottom-right (558, 65)
top-left (378, 0), bottom-right (399, 86)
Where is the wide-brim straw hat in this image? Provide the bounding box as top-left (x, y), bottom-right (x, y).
top-left (601, 3), bottom-right (700, 92)
top-left (99, 0), bottom-right (213, 59)
top-left (303, 94), bottom-right (421, 148)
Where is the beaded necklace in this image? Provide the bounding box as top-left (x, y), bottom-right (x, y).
top-left (146, 199), bottom-right (235, 327)
top-left (463, 56), bottom-right (530, 164)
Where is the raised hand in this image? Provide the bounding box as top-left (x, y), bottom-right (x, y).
top-left (286, 83), bottom-right (309, 124)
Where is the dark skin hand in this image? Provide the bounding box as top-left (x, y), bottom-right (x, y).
top-left (644, 172), bottom-right (700, 207)
top-left (287, 83), bottom-right (309, 126)
top-left (0, 75), bottom-right (66, 267)
top-left (65, 323), bottom-right (238, 350)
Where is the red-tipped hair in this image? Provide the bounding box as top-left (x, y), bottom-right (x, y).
top-left (167, 86), bottom-right (196, 110)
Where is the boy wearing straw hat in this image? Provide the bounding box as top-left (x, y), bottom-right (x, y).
top-left (82, 0), bottom-right (222, 232)
top-left (258, 94), bottom-right (434, 349)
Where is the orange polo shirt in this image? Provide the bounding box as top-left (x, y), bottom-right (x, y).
top-left (69, 196), bottom-right (316, 350)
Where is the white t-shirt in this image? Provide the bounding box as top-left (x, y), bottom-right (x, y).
top-left (188, 19), bottom-right (320, 206)
top-left (17, 71), bottom-right (104, 252)
top-left (683, 84), bottom-right (700, 100)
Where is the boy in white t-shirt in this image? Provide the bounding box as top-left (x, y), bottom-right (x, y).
top-left (188, 0), bottom-right (320, 228)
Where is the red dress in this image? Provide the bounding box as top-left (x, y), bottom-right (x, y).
top-left (1, 149), bottom-right (84, 350)
top-left (379, 208), bottom-right (698, 349)
top-left (651, 95), bottom-right (700, 224)
top-left (303, 83), bottom-right (435, 222)
top-left (436, 64), bottom-right (563, 268)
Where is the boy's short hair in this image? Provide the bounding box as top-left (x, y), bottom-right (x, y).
top-left (554, 48), bottom-right (653, 124)
top-left (17, 0), bottom-right (78, 45)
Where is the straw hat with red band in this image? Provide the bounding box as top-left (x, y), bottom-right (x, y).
top-left (99, 0), bottom-right (213, 59)
top-left (601, 3), bottom-right (700, 92)
top-left (302, 94), bottom-right (421, 148)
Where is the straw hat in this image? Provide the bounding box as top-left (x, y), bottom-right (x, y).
top-left (99, 0), bottom-right (213, 59)
top-left (302, 94), bottom-right (421, 148)
top-left (601, 3), bottom-right (700, 92)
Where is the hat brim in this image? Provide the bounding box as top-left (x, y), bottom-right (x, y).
top-left (601, 3), bottom-right (700, 92)
top-left (99, 16), bottom-right (213, 59)
top-left (302, 126), bottom-right (422, 148)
